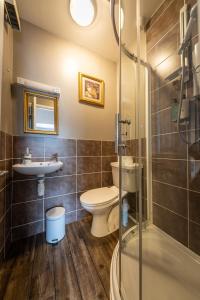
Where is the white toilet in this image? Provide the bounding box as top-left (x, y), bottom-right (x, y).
top-left (80, 156), bottom-right (140, 237)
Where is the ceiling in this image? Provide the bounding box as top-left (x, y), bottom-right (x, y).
top-left (15, 0), bottom-right (162, 62)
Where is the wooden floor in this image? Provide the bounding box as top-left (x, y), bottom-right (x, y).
top-left (0, 217), bottom-right (118, 300)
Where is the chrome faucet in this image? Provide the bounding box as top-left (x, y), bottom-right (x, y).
top-left (51, 153), bottom-right (58, 162)
top-left (22, 147), bottom-right (32, 164)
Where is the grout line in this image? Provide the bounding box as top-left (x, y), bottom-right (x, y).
top-left (152, 130), bottom-right (190, 137)
top-left (0, 207), bottom-right (11, 225)
top-left (13, 171), bottom-right (111, 183)
top-left (12, 198), bottom-right (44, 206)
top-left (153, 179), bottom-right (200, 195)
top-left (152, 179), bottom-right (187, 191)
top-left (151, 106), bottom-right (171, 115)
top-left (147, 20), bottom-right (179, 53)
top-left (147, 0), bottom-right (175, 33)
top-left (12, 210), bottom-right (79, 230)
top-left (12, 219), bottom-right (44, 229)
top-left (152, 157), bottom-right (187, 161)
top-left (153, 202), bottom-right (188, 220)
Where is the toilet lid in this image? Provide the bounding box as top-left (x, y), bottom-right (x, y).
top-left (80, 186), bottom-right (119, 206)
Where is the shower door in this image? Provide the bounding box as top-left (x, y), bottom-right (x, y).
top-left (116, 0), bottom-right (200, 299)
top-left (114, 0), bottom-right (149, 299)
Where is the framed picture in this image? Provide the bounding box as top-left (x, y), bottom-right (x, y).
top-left (78, 72), bottom-right (105, 107)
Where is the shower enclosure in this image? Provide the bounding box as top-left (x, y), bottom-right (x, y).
top-left (110, 0), bottom-right (200, 299)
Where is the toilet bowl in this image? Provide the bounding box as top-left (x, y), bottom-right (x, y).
top-left (80, 156), bottom-right (141, 237)
top-left (80, 186), bottom-right (127, 237)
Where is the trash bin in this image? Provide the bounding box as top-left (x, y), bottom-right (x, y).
top-left (46, 207), bottom-right (65, 244)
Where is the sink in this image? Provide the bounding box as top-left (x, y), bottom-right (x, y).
top-left (13, 161), bottom-right (63, 177)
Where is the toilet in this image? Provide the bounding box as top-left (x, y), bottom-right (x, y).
top-left (80, 156), bottom-right (140, 237)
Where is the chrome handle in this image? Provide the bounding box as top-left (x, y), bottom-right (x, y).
top-left (115, 113), bottom-right (131, 154)
top-left (0, 171), bottom-right (8, 176)
top-left (115, 113), bottom-right (120, 154)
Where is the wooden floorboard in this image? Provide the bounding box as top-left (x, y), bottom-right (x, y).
top-left (29, 234), bottom-right (55, 300)
top-left (1, 236), bottom-right (36, 300)
top-left (0, 217), bottom-right (118, 300)
top-left (54, 236), bottom-right (82, 300)
top-left (78, 218), bottom-right (118, 298)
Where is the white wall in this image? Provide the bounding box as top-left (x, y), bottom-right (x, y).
top-left (13, 21), bottom-right (117, 140)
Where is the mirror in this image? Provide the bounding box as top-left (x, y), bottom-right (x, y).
top-left (24, 91), bottom-right (59, 135)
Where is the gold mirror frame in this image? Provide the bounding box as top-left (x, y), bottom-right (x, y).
top-left (24, 90), bottom-right (59, 135)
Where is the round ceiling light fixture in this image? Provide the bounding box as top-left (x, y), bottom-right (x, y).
top-left (69, 0), bottom-right (96, 27)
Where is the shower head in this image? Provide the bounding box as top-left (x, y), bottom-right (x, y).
top-left (178, 3), bottom-right (198, 55)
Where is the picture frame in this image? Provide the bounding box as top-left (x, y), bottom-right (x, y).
top-left (78, 72), bottom-right (105, 107)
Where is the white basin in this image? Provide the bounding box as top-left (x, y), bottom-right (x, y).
top-left (13, 161), bottom-right (63, 177)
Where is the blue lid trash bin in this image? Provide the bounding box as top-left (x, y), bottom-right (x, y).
top-left (46, 207), bottom-right (65, 244)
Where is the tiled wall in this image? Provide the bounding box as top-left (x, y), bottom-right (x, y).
top-left (0, 131), bottom-right (12, 262)
top-left (12, 136), bottom-right (116, 240)
top-left (147, 0), bottom-right (200, 254)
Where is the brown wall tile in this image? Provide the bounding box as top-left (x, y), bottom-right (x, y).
top-left (5, 208), bottom-right (11, 239)
top-left (151, 54), bottom-right (181, 91)
top-left (12, 200), bottom-right (43, 226)
top-left (151, 80), bottom-right (180, 113)
top-left (102, 141), bottom-right (115, 156)
top-left (0, 161), bottom-right (6, 191)
top-left (152, 159), bottom-right (187, 188)
top-left (5, 134), bottom-right (12, 160)
top-left (77, 157), bottom-right (101, 174)
top-left (13, 136), bottom-right (44, 158)
top-left (44, 193), bottom-right (76, 213)
top-left (152, 108), bottom-right (178, 135)
top-left (0, 218), bottom-right (4, 252)
top-left (189, 191), bottom-right (200, 224)
top-left (77, 173), bottom-right (101, 192)
top-left (77, 192), bottom-right (84, 210)
top-left (189, 160), bottom-right (200, 192)
top-left (45, 175), bottom-right (76, 198)
top-left (146, 0), bottom-right (174, 30)
top-left (153, 203), bottom-right (188, 246)
top-left (77, 140), bottom-right (101, 156)
top-left (126, 139), bottom-right (139, 157)
top-left (148, 23), bottom-right (179, 68)
top-left (146, 0), bottom-right (184, 51)
top-left (77, 209), bottom-right (90, 221)
top-left (65, 211), bottom-right (76, 225)
top-left (13, 179), bottom-right (39, 203)
top-left (5, 160), bottom-right (12, 185)
top-left (152, 181), bottom-right (187, 217)
top-left (0, 131), bottom-right (5, 160)
top-left (152, 133), bottom-right (187, 159)
top-left (102, 156), bottom-right (117, 172)
top-left (46, 157), bottom-right (76, 177)
top-left (12, 220), bottom-right (43, 241)
top-left (189, 221), bottom-right (200, 255)
top-left (45, 138), bottom-right (76, 157)
top-left (0, 189), bottom-right (6, 220)
top-left (102, 172), bottom-right (113, 187)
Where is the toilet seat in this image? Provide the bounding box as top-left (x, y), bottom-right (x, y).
top-left (80, 186), bottom-right (119, 207)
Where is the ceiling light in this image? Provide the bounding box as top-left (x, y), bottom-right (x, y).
top-left (69, 0), bottom-right (95, 27)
